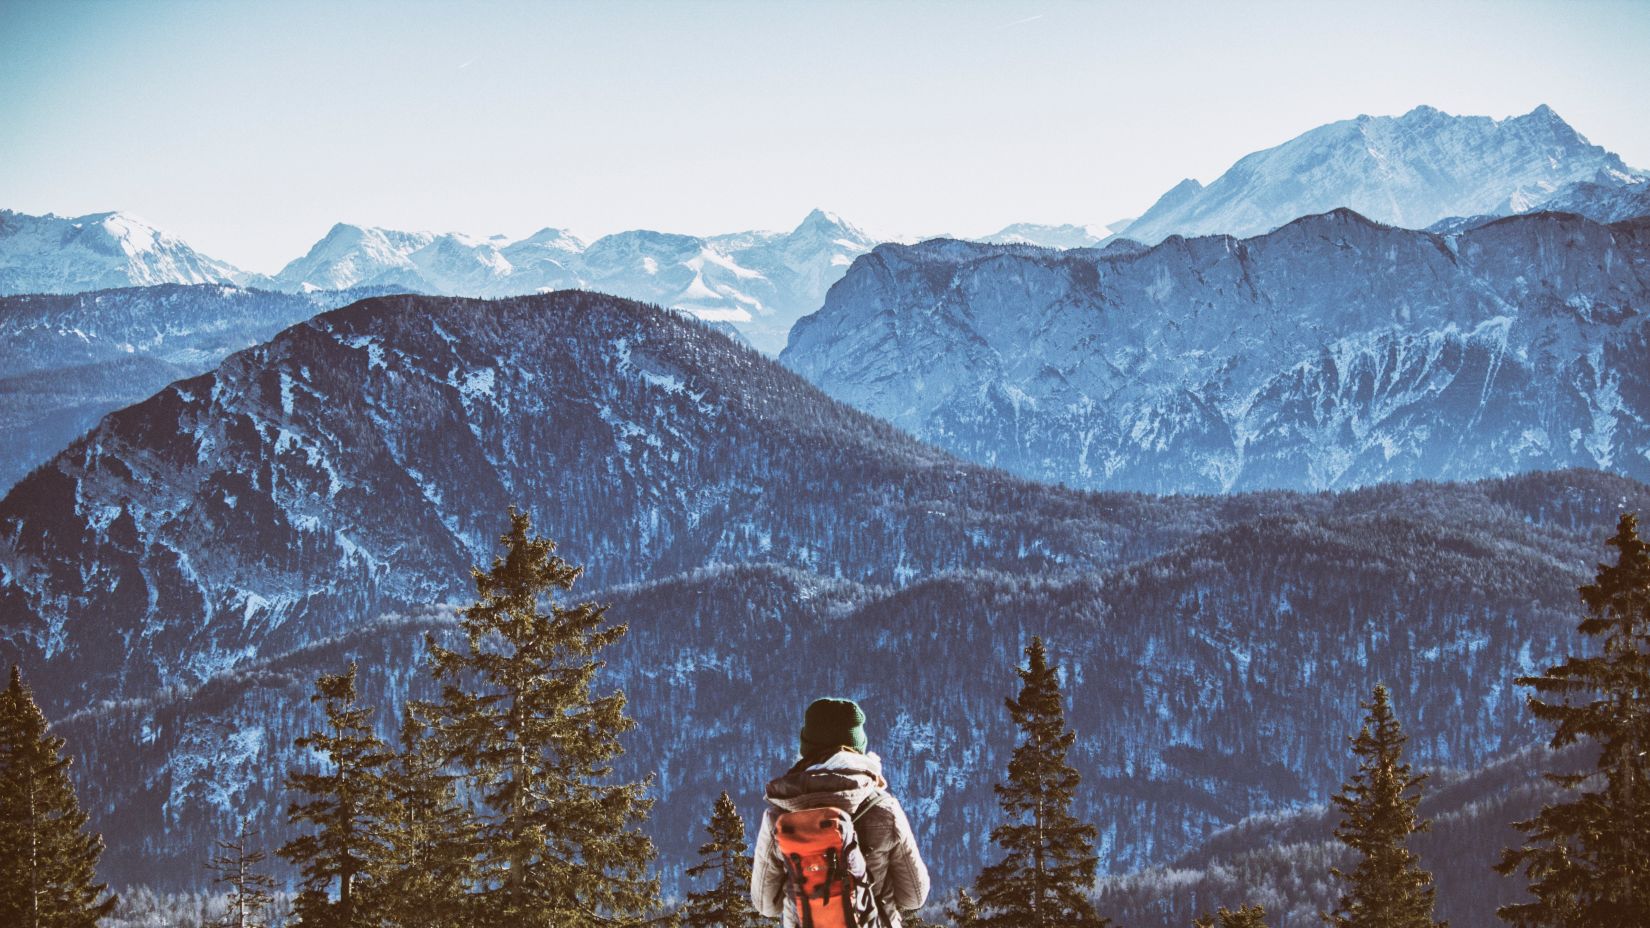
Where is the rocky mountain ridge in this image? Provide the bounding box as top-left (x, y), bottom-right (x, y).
top-left (782, 208), bottom-right (1650, 494)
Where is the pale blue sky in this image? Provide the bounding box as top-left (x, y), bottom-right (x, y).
top-left (3, 0), bottom-right (1647, 272)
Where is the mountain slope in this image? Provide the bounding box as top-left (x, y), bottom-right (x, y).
top-left (0, 290), bottom-right (1201, 714)
top-left (1427, 177), bottom-right (1650, 235)
top-left (0, 284), bottom-right (406, 493)
top-left (782, 210), bottom-right (1650, 494)
top-left (1122, 105), bottom-right (1643, 244)
top-left (1533, 178), bottom-right (1650, 223)
top-left (1097, 742), bottom-right (1580, 928)
top-left (0, 210), bottom-right (246, 295)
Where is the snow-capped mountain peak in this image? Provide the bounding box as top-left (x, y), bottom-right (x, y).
top-left (254, 211), bottom-right (877, 353)
top-left (0, 209), bottom-right (245, 294)
top-left (92, 211), bottom-right (164, 256)
top-left (274, 223), bottom-right (438, 291)
top-left (1121, 105), bottom-right (1644, 244)
top-left (791, 207), bottom-right (862, 238)
top-left (510, 226), bottom-right (587, 253)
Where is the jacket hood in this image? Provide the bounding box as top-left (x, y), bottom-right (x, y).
top-left (764, 750), bottom-right (888, 813)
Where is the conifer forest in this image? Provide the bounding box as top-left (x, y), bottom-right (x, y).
top-left (4, 3), bottom-right (1650, 927)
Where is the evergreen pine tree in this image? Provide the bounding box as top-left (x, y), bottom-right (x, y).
top-left (426, 507), bottom-right (659, 927)
top-left (1194, 904), bottom-right (1269, 928)
top-left (1323, 684), bottom-right (1443, 928)
top-left (974, 638), bottom-right (1109, 928)
top-left (0, 665), bottom-right (117, 928)
top-left (681, 791), bottom-right (764, 928)
top-left (279, 661), bottom-right (393, 928)
top-left (206, 818), bottom-right (277, 928)
top-left (1496, 512), bottom-right (1650, 927)
top-left (946, 887), bottom-right (982, 928)
top-left (372, 703), bottom-right (479, 928)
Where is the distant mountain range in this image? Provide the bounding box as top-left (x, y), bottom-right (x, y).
top-left (9, 101), bottom-right (1644, 494)
top-left (2, 290), bottom-right (1642, 901)
top-left (979, 220), bottom-right (1134, 249)
top-left (6, 107), bottom-right (1644, 357)
top-left (268, 209), bottom-right (877, 354)
top-left (0, 209), bottom-right (875, 355)
top-left (1119, 104), bottom-right (1646, 245)
top-left (0, 210), bottom-right (246, 294)
top-left (783, 209), bottom-right (1650, 494)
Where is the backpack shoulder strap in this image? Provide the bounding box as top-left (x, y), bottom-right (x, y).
top-left (851, 789), bottom-right (888, 823)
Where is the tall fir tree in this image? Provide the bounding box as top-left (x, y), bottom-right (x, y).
top-left (1323, 684), bottom-right (1443, 928)
top-left (0, 665), bottom-right (116, 928)
top-left (974, 637), bottom-right (1109, 928)
top-left (1496, 512), bottom-right (1650, 927)
top-left (371, 703), bottom-right (479, 928)
top-left (426, 507), bottom-right (660, 927)
top-left (279, 661), bottom-right (393, 928)
top-left (207, 818), bottom-right (277, 928)
top-left (681, 791), bottom-right (764, 928)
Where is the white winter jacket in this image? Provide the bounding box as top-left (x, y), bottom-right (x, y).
top-left (750, 750), bottom-right (931, 927)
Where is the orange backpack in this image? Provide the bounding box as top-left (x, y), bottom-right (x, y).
top-left (773, 797), bottom-right (885, 928)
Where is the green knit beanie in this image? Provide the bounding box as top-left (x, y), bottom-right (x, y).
top-left (799, 697), bottom-right (868, 756)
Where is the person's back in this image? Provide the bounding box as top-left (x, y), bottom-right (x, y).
top-left (751, 698), bottom-right (930, 928)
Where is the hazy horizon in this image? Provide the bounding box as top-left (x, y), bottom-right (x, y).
top-left (4, 0), bottom-right (1648, 273)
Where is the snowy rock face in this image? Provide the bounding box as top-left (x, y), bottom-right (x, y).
top-left (1122, 105), bottom-right (1644, 244)
top-left (0, 210), bottom-right (247, 295)
top-left (271, 210), bottom-right (877, 354)
top-left (783, 210), bottom-right (1650, 494)
top-left (0, 284), bottom-right (406, 494)
top-left (2, 289), bottom-right (1644, 896)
